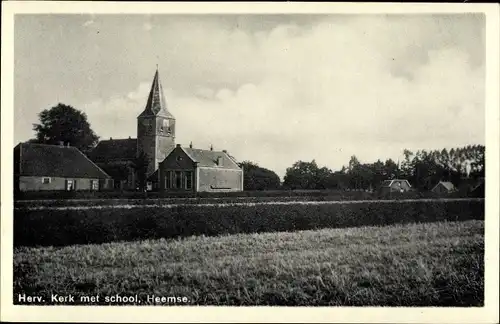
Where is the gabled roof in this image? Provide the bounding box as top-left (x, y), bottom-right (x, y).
top-left (433, 181), bottom-right (456, 191)
top-left (181, 147), bottom-right (241, 170)
top-left (138, 69), bottom-right (174, 119)
top-left (380, 179), bottom-right (411, 187)
top-left (15, 143), bottom-right (111, 179)
top-left (88, 138), bottom-right (137, 163)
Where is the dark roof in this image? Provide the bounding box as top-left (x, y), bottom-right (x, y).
top-left (380, 179), bottom-right (411, 187)
top-left (147, 169), bottom-right (160, 182)
top-left (381, 180), bottom-right (392, 187)
top-left (138, 69), bottom-right (174, 119)
top-left (15, 143), bottom-right (111, 179)
top-left (470, 178), bottom-right (485, 192)
top-left (181, 147), bottom-right (241, 170)
top-left (97, 162), bottom-right (133, 180)
top-left (435, 181), bottom-right (455, 191)
top-left (88, 138), bottom-right (137, 163)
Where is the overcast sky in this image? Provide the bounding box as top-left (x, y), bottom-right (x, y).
top-left (14, 14), bottom-right (485, 178)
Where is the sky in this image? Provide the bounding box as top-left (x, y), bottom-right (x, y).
top-left (14, 14), bottom-right (485, 179)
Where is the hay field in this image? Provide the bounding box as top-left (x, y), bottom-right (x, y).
top-left (14, 219), bottom-right (484, 306)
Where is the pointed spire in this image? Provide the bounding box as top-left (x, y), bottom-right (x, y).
top-left (139, 67), bottom-right (174, 119)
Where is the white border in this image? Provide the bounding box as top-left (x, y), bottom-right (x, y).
top-left (1, 2), bottom-right (499, 323)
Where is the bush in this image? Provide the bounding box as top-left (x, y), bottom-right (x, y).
top-left (14, 199), bottom-right (484, 247)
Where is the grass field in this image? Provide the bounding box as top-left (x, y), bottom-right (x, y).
top-left (14, 219), bottom-right (484, 306)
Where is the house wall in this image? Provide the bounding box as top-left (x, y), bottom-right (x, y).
top-left (18, 176), bottom-right (104, 192)
top-left (159, 146), bottom-right (196, 192)
top-left (197, 167), bottom-right (243, 192)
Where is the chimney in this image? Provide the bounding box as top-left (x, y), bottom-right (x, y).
top-left (129, 136), bottom-right (131, 139)
top-left (222, 150), bottom-right (227, 153)
top-left (58, 141), bottom-right (64, 147)
top-left (189, 141), bottom-right (193, 149)
top-left (176, 144), bottom-right (181, 148)
top-left (210, 144), bottom-right (213, 151)
top-left (66, 142), bottom-right (70, 147)
top-left (110, 137), bottom-right (112, 140)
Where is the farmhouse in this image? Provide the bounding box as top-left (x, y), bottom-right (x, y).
top-left (13, 142), bottom-right (113, 192)
top-left (88, 67), bottom-right (243, 192)
top-left (379, 179), bottom-right (412, 194)
top-left (431, 181), bottom-right (456, 194)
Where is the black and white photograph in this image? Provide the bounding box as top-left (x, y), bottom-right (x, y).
top-left (1, 2), bottom-right (499, 323)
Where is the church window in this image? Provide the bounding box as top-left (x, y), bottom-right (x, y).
top-left (165, 171), bottom-right (172, 189)
top-left (185, 171), bottom-right (193, 189)
top-left (42, 177), bottom-right (51, 184)
top-left (173, 171), bottom-right (182, 189)
top-left (175, 171), bottom-right (182, 189)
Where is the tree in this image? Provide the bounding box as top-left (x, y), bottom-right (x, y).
top-left (283, 160), bottom-right (328, 189)
top-left (383, 159), bottom-right (399, 180)
top-left (32, 103), bottom-right (99, 153)
top-left (240, 161), bottom-right (281, 190)
top-left (134, 151), bottom-right (149, 192)
top-left (348, 155), bottom-right (360, 171)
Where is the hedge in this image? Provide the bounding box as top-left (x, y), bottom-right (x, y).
top-left (14, 199), bottom-right (484, 247)
top-left (14, 188), bottom-right (474, 202)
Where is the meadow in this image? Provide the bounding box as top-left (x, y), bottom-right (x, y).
top-left (14, 219), bottom-right (484, 306)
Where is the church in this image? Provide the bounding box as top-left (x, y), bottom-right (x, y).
top-left (88, 68), bottom-right (244, 192)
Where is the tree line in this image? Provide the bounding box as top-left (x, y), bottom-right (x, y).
top-left (281, 145), bottom-right (484, 192)
top-left (27, 103), bottom-right (485, 192)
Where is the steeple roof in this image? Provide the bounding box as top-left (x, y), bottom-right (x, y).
top-left (138, 68), bottom-right (174, 119)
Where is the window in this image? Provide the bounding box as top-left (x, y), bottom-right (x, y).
top-left (176, 156), bottom-right (183, 162)
top-left (162, 119), bottom-right (171, 134)
top-left (175, 171), bottom-right (182, 189)
top-left (66, 179), bottom-right (74, 191)
top-left (165, 171), bottom-right (172, 189)
top-left (90, 180), bottom-right (99, 191)
top-left (42, 177), bottom-right (51, 184)
top-left (185, 171), bottom-right (193, 190)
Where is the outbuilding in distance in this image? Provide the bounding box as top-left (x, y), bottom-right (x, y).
top-left (13, 142), bottom-right (113, 192)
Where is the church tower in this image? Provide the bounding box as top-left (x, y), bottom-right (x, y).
top-left (137, 68), bottom-right (176, 176)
